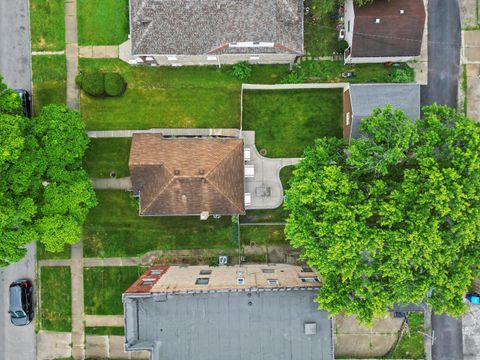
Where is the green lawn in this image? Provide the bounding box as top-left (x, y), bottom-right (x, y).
top-left (84, 138), bottom-right (132, 178)
top-left (241, 166), bottom-right (294, 223)
top-left (85, 326), bottom-right (124, 336)
top-left (37, 242), bottom-right (71, 260)
top-left (384, 313), bottom-right (425, 359)
top-left (83, 190), bottom-right (237, 258)
top-left (30, 0), bottom-right (65, 51)
top-left (79, 59), bottom-right (289, 130)
top-left (32, 55), bottom-right (66, 114)
top-left (240, 225), bottom-right (286, 246)
top-left (293, 60), bottom-right (415, 84)
top-left (40, 267), bottom-right (71, 331)
top-left (77, 0), bottom-right (129, 45)
top-left (84, 266), bottom-right (145, 315)
top-left (304, 9), bottom-right (340, 57)
top-left (242, 89), bottom-right (343, 157)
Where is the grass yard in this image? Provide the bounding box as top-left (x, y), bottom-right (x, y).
top-left (384, 313), bottom-right (425, 359)
top-left (83, 190), bottom-right (237, 258)
top-left (84, 266), bottom-right (145, 315)
top-left (85, 326), bottom-right (124, 336)
top-left (39, 267), bottom-right (71, 331)
top-left (37, 242), bottom-right (71, 260)
top-left (242, 89), bottom-right (343, 157)
top-left (84, 138), bottom-right (132, 178)
top-left (241, 166), bottom-right (294, 223)
top-left (32, 55), bottom-right (66, 114)
top-left (240, 225), bottom-right (286, 246)
top-left (77, 0), bottom-right (129, 45)
top-left (79, 59), bottom-right (289, 130)
top-left (30, 0), bottom-right (65, 51)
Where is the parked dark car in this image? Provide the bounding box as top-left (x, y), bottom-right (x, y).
top-left (14, 89), bottom-right (32, 118)
top-left (8, 279), bottom-right (34, 326)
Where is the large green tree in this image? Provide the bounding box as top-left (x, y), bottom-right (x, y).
top-left (0, 78), bottom-right (97, 265)
top-left (285, 105), bottom-right (480, 323)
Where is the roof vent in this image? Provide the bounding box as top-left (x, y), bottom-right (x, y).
top-left (375, 18), bottom-right (381, 23)
top-left (174, 170), bottom-right (180, 175)
top-left (181, 194), bottom-right (187, 202)
top-left (199, 169), bottom-right (205, 175)
top-left (399, 9), bottom-right (405, 14)
top-left (304, 322), bottom-right (317, 335)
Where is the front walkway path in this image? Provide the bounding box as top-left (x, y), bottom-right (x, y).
top-left (71, 241), bottom-right (85, 359)
top-left (37, 331), bottom-right (72, 360)
top-left (79, 45), bottom-right (119, 58)
top-left (65, 0), bottom-right (79, 109)
top-left (92, 177), bottom-right (132, 190)
top-left (85, 315), bottom-right (124, 327)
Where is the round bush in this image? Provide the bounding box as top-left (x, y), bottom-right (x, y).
top-left (75, 74), bottom-right (83, 87)
top-left (81, 72), bottom-right (105, 97)
top-left (104, 73), bottom-right (126, 97)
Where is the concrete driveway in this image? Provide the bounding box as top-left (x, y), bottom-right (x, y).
top-left (0, 243), bottom-right (36, 360)
top-left (463, 302), bottom-right (480, 360)
top-left (0, 0), bottom-right (32, 91)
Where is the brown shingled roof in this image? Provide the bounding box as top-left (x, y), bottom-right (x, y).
top-left (351, 0), bottom-right (425, 58)
top-left (129, 134), bottom-right (245, 216)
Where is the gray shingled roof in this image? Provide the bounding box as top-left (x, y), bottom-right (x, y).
top-left (124, 291), bottom-right (333, 360)
top-left (349, 83), bottom-right (420, 139)
top-left (130, 0), bottom-right (304, 55)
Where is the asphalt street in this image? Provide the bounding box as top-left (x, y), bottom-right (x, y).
top-left (0, 0), bottom-right (32, 91)
top-left (421, 0), bottom-right (464, 359)
top-left (0, 0), bottom-right (36, 359)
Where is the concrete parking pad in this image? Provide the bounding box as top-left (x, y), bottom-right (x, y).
top-left (334, 313), bottom-right (404, 358)
top-left (36, 331), bottom-right (72, 360)
top-left (463, 303), bottom-right (480, 360)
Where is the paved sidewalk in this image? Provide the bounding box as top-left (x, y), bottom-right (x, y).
top-left (79, 45), bottom-right (119, 58)
top-left (85, 315), bottom-right (124, 327)
top-left (87, 128), bottom-right (242, 138)
top-left (91, 177), bottom-right (132, 190)
top-left (37, 331), bottom-right (72, 360)
top-left (71, 242), bottom-right (85, 359)
top-left (65, 0), bottom-right (79, 109)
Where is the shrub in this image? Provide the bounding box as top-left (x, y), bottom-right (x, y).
top-left (335, 40), bottom-right (349, 53)
top-left (232, 61), bottom-right (252, 80)
top-left (280, 73), bottom-right (305, 84)
top-left (104, 73), bottom-right (126, 97)
top-left (81, 72), bottom-right (105, 97)
top-left (390, 68), bottom-right (413, 83)
top-left (75, 74), bottom-right (83, 87)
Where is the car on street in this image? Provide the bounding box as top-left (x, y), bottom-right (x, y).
top-left (8, 279), bottom-right (34, 326)
top-left (14, 89), bottom-right (32, 118)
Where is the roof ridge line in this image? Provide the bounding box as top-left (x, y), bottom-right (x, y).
top-left (140, 165), bottom-right (175, 214)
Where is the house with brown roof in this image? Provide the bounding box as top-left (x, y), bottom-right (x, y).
top-left (343, 0), bottom-right (426, 64)
top-left (128, 134), bottom-right (245, 217)
top-left (122, 0), bottom-right (304, 66)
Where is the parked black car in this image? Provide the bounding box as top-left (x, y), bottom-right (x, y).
top-left (8, 279), bottom-right (34, 326)
top-left (14, 89), bottom-right (32, 118)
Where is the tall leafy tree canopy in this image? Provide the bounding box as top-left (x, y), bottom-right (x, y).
top-left (285, 105), bottom-right (480, 323)
top-left (0, 77), bottom-right (96, 266)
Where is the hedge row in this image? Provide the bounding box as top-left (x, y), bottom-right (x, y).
top-left (76, 72), bottom-right (126, 97)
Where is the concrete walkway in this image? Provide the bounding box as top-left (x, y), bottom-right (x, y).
top-left (85, 315), bottom-right (124, 327)
top-left (243, 131), bottom-right (301, 209)
top-left (32, 50), bottom-right (65, 55)
top-left (36, 331), bottom-right (72, 360)
top-left (70, 242), bottom-right (85, 359)
top-left (65, 0), bottom-right (79, 109)
top-left (91, 177), bottom-right (132, 190)
top-left (87, 128), bottom-right (242, 138)
top-left (79, 45), bottom-right (119, 58)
